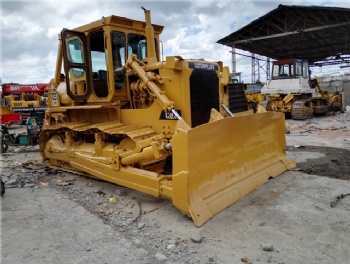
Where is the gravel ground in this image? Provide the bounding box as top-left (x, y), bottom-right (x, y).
top-left (1, 111), bottom-right (350, 264)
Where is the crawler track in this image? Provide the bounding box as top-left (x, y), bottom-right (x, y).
top-left (39, 121), bottom-right (162, 170)
top-left (291, 99), bottom-right (313, 120)
top-left (291, 98), bottom-right (328, 120)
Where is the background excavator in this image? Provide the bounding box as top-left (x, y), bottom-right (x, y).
top-left (40, 7), bottom-right (295, 226)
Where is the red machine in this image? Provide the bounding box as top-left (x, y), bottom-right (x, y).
top-left (0, 106), bottom-right (21, 126)
top-left (2, 83), bottom-right (48, 95)
top-left (1, 83), bottom-right (48, 124)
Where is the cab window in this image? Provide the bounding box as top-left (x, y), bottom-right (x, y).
top-left (111, 31), bottom-right (126, 91)
top-left (295, 62), bottom-right (302, 77)
top-left (303, 62), bottom-right (309, 78)
top-left (127, 34), bottom-right (147, 60)
top-left (67, 39), bottom-right (84, 64)
top-left (90, 31), bottom-right (108, 98)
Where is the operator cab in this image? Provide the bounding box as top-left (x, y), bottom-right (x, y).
top-left (272, 59), bottom-right (309, 80)
top-left (262, 58), bottom-right (316, 95)
top-left (61, 15), bottom-right (163, 104)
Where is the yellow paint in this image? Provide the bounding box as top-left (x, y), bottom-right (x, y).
top-left (40, 9), bottom-right (295, 227)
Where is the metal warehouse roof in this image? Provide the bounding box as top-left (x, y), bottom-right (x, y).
top-left (217, 5), bottom-right (350, 67)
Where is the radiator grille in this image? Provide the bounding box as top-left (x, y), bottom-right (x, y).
top-left (228, 83), bottom-right (249, 113)
top-left (189, 70), bottom-right (219, 127)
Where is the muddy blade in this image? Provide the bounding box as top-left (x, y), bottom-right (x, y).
top-left (171, 112), bottom-right (295, 226)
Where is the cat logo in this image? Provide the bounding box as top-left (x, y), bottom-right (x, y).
top-left (159, 110), bottom-right (180, 120)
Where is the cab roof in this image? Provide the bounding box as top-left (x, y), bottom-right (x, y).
top-left (73, 15), bottom-right (164, 35)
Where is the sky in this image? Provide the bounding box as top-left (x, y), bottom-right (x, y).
top-left (1, 0), bottom-right (350, 84)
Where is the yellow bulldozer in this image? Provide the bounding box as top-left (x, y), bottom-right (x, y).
top-left (260, 59), bottom-right (342, 119)
top-left (40, 7), bottom-right (295, 226)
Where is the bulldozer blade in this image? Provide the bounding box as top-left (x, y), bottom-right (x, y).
top-left (171, 112), bottom-right (295, 227)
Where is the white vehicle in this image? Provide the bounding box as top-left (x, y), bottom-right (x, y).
top-left (261, 59), bottom-right (329, 119)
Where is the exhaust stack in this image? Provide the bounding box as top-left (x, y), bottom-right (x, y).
top-left (142, 7), bottom-right (157, 64)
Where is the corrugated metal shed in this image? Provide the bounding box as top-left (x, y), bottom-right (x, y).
top-left (217, 5), bottom-right (350, 66)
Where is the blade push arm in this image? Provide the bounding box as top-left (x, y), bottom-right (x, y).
top-left (125, 54), bottom-right (175, 113)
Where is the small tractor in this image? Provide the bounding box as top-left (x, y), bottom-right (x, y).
top-left (0, 116), bottom-right (41, 154)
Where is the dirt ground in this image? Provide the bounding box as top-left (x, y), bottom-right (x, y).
top-left (1, 111), bottom-right (350, 264)
top-left (290, 146), bottom-right (350, 180)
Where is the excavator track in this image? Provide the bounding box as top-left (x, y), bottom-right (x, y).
top-left (291, 99), bottom-right (314, 120)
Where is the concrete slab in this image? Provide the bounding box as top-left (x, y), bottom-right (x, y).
top-left (1, 188), bottom-right (150, 264)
